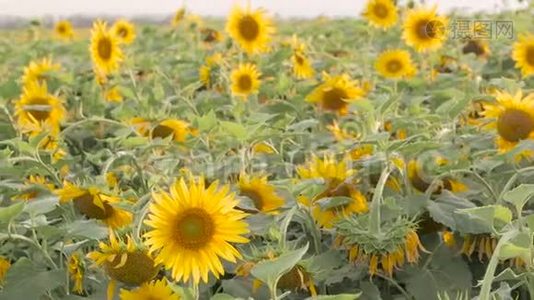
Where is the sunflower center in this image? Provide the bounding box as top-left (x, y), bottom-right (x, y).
top-left (97, 37), bottom-right (113, 60)
top-left (238, 75), bottom-right (253, 91)
top-left (526, 46), bottom-right (534, 66)
top-left (238, 16), bottom-right (260, 41)
top-left (151, 124), bottom-right (175, 139)
top-left (386, 59), bottom-right (403, 73)
top-left (105, 251), bottom-right (158, 285)
top-left (73, 193), bottom-right (114, 220)
top-left (497, 108), bottom-right (534, 142)
top-left (322, 87), bottom-right (349, 111)
top-left (240, 188), bottom-right (264, 211)
top-left (416, 19), bottom-right (442, 40)
top-left (25, 97), bottom-right (51, 122)
top-left (295, 53), bottom-right (305, 65)
top-left (372, 3), bottom-right (389, 19)
top-left (57, 25), bottom-right (66, 33)
top-left (175, 208), bottom-right (214, 250)
top-left (117, 27), bottom-right (128, 38)
top-left (462, 40), bottom-right (485, 56)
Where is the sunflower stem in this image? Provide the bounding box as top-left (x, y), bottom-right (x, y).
top-left (369, 164), bottom-right (391, 235)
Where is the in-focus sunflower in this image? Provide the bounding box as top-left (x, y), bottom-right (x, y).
top-left (375, 49), bottom-right (417, 79)
top-left (55, 181), bottom-right (132, 229)
top-left (306, 73), bottom-right (365, 115)
top-left (111, 19), bottom-right (136, 44)
top-left (238, 174), bottom-right (284, 214)
top-left (512, 34), bottom-right (534, 77)
top-left (150, 119), bottom-right (196, 142)
top-left (21, 58), bottom-right (60, 87)
top-left (68, 252), bottom-right (85, 294)
top-left (14, 81), bottom-right (65, 135)
top-left (0, 256), bottom-right (10, 284)
top-left (482, 90), bottom-right (534, 153)
top-left (230, 63), bottom-right (261, 98)
top-left (171, 7), bottom-right (186, 27)
top-left (88, 232), bottom-right (158, 285)
top-left (402, 7), bottom-right (448, 52)
top-left (144, 176), bottom-right (250, 284)
top-left (462, 39), bottom-right (490, 59)
top-left (90, 20), bottom-right (123, 75)
top-left (226, 5), bottom-right (274, 54)
top-left (120, 279), bottom-right (180, 300)
top-left (363, 0), bottom-right (398, 30)
top-left (54, 20), bottom-right (75, 41)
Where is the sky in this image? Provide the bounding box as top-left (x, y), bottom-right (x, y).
top-left (0, 0), bottom-right (526, 17)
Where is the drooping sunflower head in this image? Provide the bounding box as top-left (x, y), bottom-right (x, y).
top-left (297, 154), bottom-right (354, 186)
top-left (238, 174), bottom-right (284, 214)
top-left (144, 176), bottom-right (250, 284)
top-left (292, 51), bottom-right (315, 80)
top-left (22, 57), bottom-right (61, 87)
top-left (336, 217), bottom-right (424, 277)
top-left (88, 232), bottom-right (158, 285)
top-left (54, 20), bottom-right (75, 41)
top-left (462, 39), bottom-right (491, 59)
top-left (68, 252), bottom-right (85, 294)
top-left (171, 7), bottom-right (187, 27)
top-left (461, 234), bottom-right (497, 261)
top-left (363, 0), bottom-right (398, 30)
top-left (310, 184), bottom-right (368, 229)
top-left (277, 264), bottom-right (317, 296)
top-left (150, 119), bottom-right (196, 142)
top-left (14, 81), bottom-right (65, 135)
top-left (482, 90), bottom-right (534, 153)
top-left (402, 7), bottom-right (448, 52)
top-left (512, 34), bottom-right (534, 77)
top-left (375, 49), bottom-right (417, 79)
top-left (111, 19), bottom-right (136, 44)
top-left (15, 175), bottom-right (54, 201)
top-left (226, 5), bottom-right (275, 54)
top-left (230, 63), bottom-right (262, 98)
top-left (120, 279), bottom-right (180, 300)
top-left (90, 20), bottom-right (123, 75)
top-left (55, 181), bottom-right (132, 229)
top-left (407, 159), bottom-right (467, 194)
top-left (306, 73), bottom-right (365, 115)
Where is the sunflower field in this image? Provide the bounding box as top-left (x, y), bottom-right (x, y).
top-left (1, 0), bottom-right (534, 299)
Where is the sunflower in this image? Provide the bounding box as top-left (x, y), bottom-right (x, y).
top-left (14, 81), bottom-right (65, 135)
top-left (375, 49), bottom-right (417, 79)
top-left (90, 20), bottom-right (123, 75)
top-left (292, 51), bottom-right (315, 80)
top-left (201, 28), bottom-right (223, 44)
top-left (68, 252), bottom-right (85, 294)
top-left (88, 232), bottom-right (158, 285)
top-left (199, 53), bottom-right (223, 88)
top-left (482, 90), bottom-right (534, 152)
top-left (407, 160), bottom-right (467, 193)
top-left (251, 141), bottom-right (276, 154)
top-left (0, 256), bottom-right (10, 284)
top-left (144, 176), bottom-right (249, 284)
top-left (230, 63), bottom-right (261, 98)
top-left (150, 119), bottom-right (196, 142)
top-left (442, 230), bottom-right (456, 248)
top-left (238, 174), bottom-right (284, 214)
top-left (363, 0), bottom-right (398, 29)
top-left (297, 154), bottom-right (354, 188)
top-left (306, 73), bottom-right (365, 115)
top-left (171, 7), bottom-right (186, 27)
top-left (461, 234), bottom-right (497, 261)
top-left (55, 181), bottom-right (132, 229)
top-left (327, 121), bottom-right (357, 141)
top-left (111, 19), bottom-right (136, 44)
top-left (512, 34), bottom-right (534, 77)
top-left (402, 7), bottom-right (448, 52)
top-left (54, 20), bottom-right (75, 41)
top-left (15, 175), bottom-right (54, 201)
top-left (104, 86), bottom-right (123, 103)
top-left (462, 39), bottom-right (490, 59)
top-left (226, 5), bottom-right (274, 55)
top-left (120, 279), bottom-right (180, 300)
top-left (21, 57), bottom-right (61, 87)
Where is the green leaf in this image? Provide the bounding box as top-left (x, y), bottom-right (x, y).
top-left (498, 231), bottom-right (532, 262)
top-left (23, 196), bottom-right (58, 215)
top-left (196, 110), bottom-right (218, 132)
top-left (66, 219), bottom-right (108, 240)
top-left (503, 184), bottom-right (534, 214)
top-left (306, 293), bottom-right (361, 300)
top-left (220, 121), bottom-right (247, 140)
top-left (0, 201), bottom-right (25, 225)
top-left (454, 205), bottom-right (512, 234)
top-left (251, 243), bottom-right (309, 289)
top-left (427, 191), bottom-right (476, 230)
top-left (1, 258), bottom-right (64, 299)
top-left (317, 197), bottom-right (353, 211)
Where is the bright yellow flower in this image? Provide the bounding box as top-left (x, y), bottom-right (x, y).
top-left (297, 154), bottom-right (354, 186)
top-left (375, 49), bottom-right (417, 79)
top-left (111, 19), bottom-right (136, 44)
top-left (226, 5), bottom-right (274, 55)
top-left (306, 73), bottom-right (365, 115)
top-left (90, 20), bottom-right (123, 75)
top-left (120, 279), bottom-right (180, 300)
top-left (292, 51), bottom-right (314, 79)
top-left (363, 0), bottom-right (398, 29)
top-left (144, 177), bottom-right (249, 284)
top-left (171, 7), bottom-right (186, 27)
top-left (251, 141), bottom-right (276, 154)
top-left (311, 185), bottom-right (368, 228)
top-left (199, 53), bottom-right (223, 88)
top-left (150, 119), bottom-right (196, 142)
top-left (402, 7), bottom-right (448, 52)
top-left (54, 20), bottom-right (75, 41)
top-left (68, 253), bottom-right (85, 294)
top-left (0, 256), bottom-right (10, 284)
top-left (103, 86), bottom-right (123, 103)
top-left (21, 57), bottom-right (60, 87)
top-left (512, 33), bottom-right (534, 77)
top-left (230, 63), bottom-right (261, 99)
top-left (238, 174), bottom-right (284, 214)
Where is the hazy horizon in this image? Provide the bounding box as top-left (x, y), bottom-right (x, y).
top-left (0, 0), bottom-right (527, 18)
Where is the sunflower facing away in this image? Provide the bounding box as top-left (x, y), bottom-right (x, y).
top-left (306, 73), bottom-right (365, 115)
top-left (402, 7), bottom-right (448, 52)
top-left (407, 160), bottom-right (467, 193)
top-left (55, 181), bottom-right (132, 229)
top-left (14, 81), bottom-right (66, 135)
top-left (111, 19), bottom-right (136, 44)
top-left (88, 232), bottom-right (158, 285)
top-left (68, 252), bottom-right (85, 294)
top-left (150, 119), bottom-right (197, 142)
top-left (144, 176), bottom-right (249, 284)
top-left (375, 49), bottom-right (417, 79)
top-left (21, 58), bottom-right (61, 87)
top-left (120, 279), bottom-right (180, 300)
top-left (363, 0), bottom-right (398, 30)
top-left (230, 63), bottom-right (261, 98)
top-left (226, 5), bottom-right (274, 55)
top-left (54, 20), bottom-right (75, 41)
top-left (512, 34), bottom-right (534, 77)
top-left (482, 90), bottom-right (534, 153)
top-left (90, 20), bottom-right (123, 75)
top-left (238, 174), bottom-right (284, 214)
